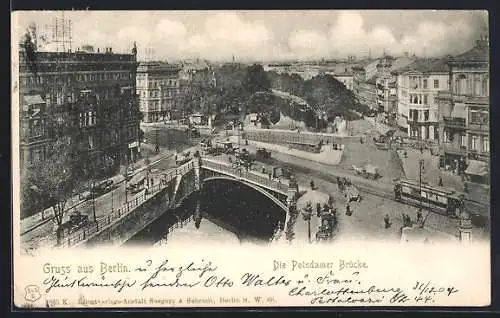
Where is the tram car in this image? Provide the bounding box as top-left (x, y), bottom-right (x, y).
top-left (393, 178), bottom-right (463, 216)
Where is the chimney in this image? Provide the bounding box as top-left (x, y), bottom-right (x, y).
top-left (97, 48), bottom-right (100, 53)
top-left (476, 34), bottom-right (489, 49)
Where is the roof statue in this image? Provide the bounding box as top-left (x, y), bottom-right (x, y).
top-left (132, 42), bottom-right (137, 56)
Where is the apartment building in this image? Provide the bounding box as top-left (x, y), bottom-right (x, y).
top-left (136, 62), bottom-right (181, 123)
top-left (19, 46), bottom-right (141, 174)
top-left (377, 56), bottom-right (415, 114)
top-left (352, 59), bottom-right (380, 110)
top-left (394, 59), bottom-right (450, 141)
top-left (437, 36), bottom-right (489, 182)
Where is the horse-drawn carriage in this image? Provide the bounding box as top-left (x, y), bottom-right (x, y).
top-left (352, 164), bottom-right (381, 180)
top-left (57, 210), bottom-right (89, 238)
top-left (337, 177), bottom-right (361, 202)
top-left (127, 174), bottom-right (146, 194)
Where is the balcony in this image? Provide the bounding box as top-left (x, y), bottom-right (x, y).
top-left (467, 122), bottom-right (489, 133)
top-left (442, 142), bottom-right (467, 156)
top-left (443, 117), bottom-right (466, 129)
top-left (467, 148), bottom-right (490, 161)
top-left (454, 94), bottom-right (489, 106)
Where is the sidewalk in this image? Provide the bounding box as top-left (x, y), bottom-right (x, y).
top-left (396, 148), bottom-right (464, 192)
top-left (20, 147), bottom-right (176, 234)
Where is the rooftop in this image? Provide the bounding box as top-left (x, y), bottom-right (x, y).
top-left (452, 38), bottom-right (489, 64)
top-left (393, 58), bottom-right (450, 74)
top-left (137, 61), bottom-right (181, 72)
top-left (389, 57), bottom-right (416, 72)
top-left (181, 59), bottom-right (211, 70)
top-left (20, 50), bottom-right (136, 63)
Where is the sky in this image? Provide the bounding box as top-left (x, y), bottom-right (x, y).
top-left (12, 10), bottom-right (488, 62)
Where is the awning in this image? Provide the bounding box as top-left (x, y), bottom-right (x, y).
top-left (22, 95), bottom-right (45, 106)
top-left (451, 104), bottom-right (467, 119)
top-left (465, 160), bottom-right (489, 176)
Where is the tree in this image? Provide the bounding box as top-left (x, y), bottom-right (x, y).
top-left (246, 64), bottom-right (271, 94)
top-left (24, 140), bottom-right (80, 242)
top-left (20, 23), bottom-right (38, 75)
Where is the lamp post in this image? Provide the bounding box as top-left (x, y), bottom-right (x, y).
top-left (92, 179), bottom-right (97, 223)
top-left (302, 202), bottom-right (313, 243)
top-left (419, 158), bottom-right (425, 214)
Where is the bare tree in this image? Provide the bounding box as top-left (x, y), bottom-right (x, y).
top-left (25, 140), bottom-right (79, 242)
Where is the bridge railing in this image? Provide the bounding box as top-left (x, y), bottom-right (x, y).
top-left (201, 158), bottom-right (288, 194)
top-left (167, 214), bottom-right (195, 234)
top-left (57, 160), bottom-right (195, 248)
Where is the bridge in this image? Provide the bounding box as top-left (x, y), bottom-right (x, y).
top-left (59, 156), bottom-right (298, 248)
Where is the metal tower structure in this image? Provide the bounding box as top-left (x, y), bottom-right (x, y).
top-left (39, 12), bottom-right (73, 52)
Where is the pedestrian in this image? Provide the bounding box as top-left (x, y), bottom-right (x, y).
top-left (328, 195), bottom-right (334, 208)
top-left (310, 179), bottom-right (315, 190)
top-left (151, 178), bottom-right (154, 186)
top-left (155, 144), bottom-right (159, 153)
top-left (345, 203), bottom-right (352, 216)
top-left (420, 146), bottom-right (424, 154)
top-left (384, 214), bottom-right (391, 229)
top-left (323, 203), bottom-right (330, 214)
top-left (316, 202), bottom-right (322, 217)
top-left (262, 166), bottom-right (266, 174)
top-left (268, 172), bottom-right (272, 180)
top-left (438, 176), bottom-right (443, 187)
top-left (417, 209), bottom-right (422, 223)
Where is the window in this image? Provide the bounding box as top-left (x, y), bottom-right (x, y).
top-left (483, 137), bottom-right (489, 152)
top-left (424, 110), bottom-right (429, 122)
top-left (423, 95), bottom-right (428, 105)
top-left (482, 78), bottom-right (488, 96)
top-left (423, 79), bottom-right (428, 89)
top-left (471, 135), bottom-right (479, 151)
top-left (89, 135), bottom-right (95, 149)
top-left (460, 135), bottom-right (467, 147)
top-left (474, 78), bottom-right (481, 96)
top-left (443, 129), bottom-right (449, 142)
top-left (434, 79), bottom-right (439, 89)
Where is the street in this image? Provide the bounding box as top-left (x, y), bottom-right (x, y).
top-left (20, 142), bottom-right (201, 252)
top-left (201, 141), bottom-right (470, 242)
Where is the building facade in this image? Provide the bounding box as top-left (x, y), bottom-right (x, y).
top-left (376, 74), bottom-right (397, 114)
top-left (437, 36), bottom-right (489, 179)
top-left (19, 46), bottom-right (141, 175)
top-left (395, 59), bottom-right (449, 141)
top-left (377, 56), bottom-right (415, 115)
top-left (352, 60), bottom-right (380, 110)
top-left (136, 62), bottom-right (181, 123)
top-left (332, 73), bottom-right (354, 91)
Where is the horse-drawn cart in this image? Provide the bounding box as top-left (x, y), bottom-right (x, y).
top-left (352, 164), bottom-right (381, 180)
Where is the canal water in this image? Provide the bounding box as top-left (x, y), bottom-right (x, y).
top-left (125, 188), bottom-right (283, 247)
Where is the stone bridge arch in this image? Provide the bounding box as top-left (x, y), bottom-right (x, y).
top-left (200, 176), bottom-right (288, 241)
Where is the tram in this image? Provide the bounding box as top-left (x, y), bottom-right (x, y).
top-left (393, 178), bottom-right (463, 216)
